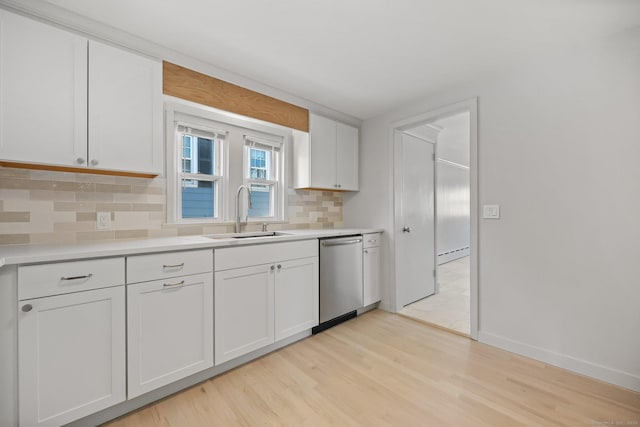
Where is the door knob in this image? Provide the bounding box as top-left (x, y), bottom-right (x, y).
top-left (402, 226), bottom-right (411, 233)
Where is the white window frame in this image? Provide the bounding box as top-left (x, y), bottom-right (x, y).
top-left (165, 97), bottom-right (290, 225)
top-left (243, 135), bottom-right (283, 220)
top-left (166, 107), bottom-right (229, 224)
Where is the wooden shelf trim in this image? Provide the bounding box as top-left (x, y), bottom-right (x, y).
top-left (163, 62), bottom-right (309, 132)
top-left (0, 161), bottom-right (158, 179)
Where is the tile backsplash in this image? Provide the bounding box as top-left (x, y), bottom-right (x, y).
top-left (0, 167), bottom-right (343, 245)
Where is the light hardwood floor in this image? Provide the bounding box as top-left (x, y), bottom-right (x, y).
top-left (105, 310), bottom-right (639, 427)
top-left (400, 256), bottom-right (470, 335)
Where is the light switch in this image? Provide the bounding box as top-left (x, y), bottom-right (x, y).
top-left (483, 204), bottom-right (500, 219)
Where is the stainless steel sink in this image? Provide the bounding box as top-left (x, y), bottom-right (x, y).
top-left (205, 231), bottom-right (290, 240)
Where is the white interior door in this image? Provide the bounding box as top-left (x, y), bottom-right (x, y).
top-left (396, 132), bottom-right (436, 307)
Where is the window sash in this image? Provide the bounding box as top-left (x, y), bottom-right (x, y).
top-left (175, 122), bottom-right (225, 222)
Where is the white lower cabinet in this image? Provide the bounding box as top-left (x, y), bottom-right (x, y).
top-left (363, 233), bottom-right (382, 306)
top-left (214, 264), bottom-right (275, 365)
top-left (215, 240), bottom-right (319, 365)
top-left (126, 250), bottom-right (214, 398)
top-left (127, 273), bottom-right (214, 398)
top-left (275, 257), bottom-right (319, 341)
top-left (18, 286), bottom-right (126, 427)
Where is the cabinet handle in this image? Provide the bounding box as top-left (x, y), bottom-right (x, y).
top-left (60, 273), bottom-right (93, 281)
top-left (368, 239), bottom-right (377, 244)
top-left (364, 249), bottom-right (369, 253)
top-left (270, 265), bottom-right (275, 271)
top-left (90, 159), bottom-right (99, 166)
top-left (163, 263), bottom-right (185, 269)
top-left (21, 304), bottom-right (33, 313)
top-left (338, 184), bottom-right (342, 188)
top-left (402, 227), bottom-right (412, 233)
top-left (76, 157), bottom-right (85, 164)
top-left (277, 264), bottom-right (282, 270)
top-left (163, 280), bottom-right (185, 288)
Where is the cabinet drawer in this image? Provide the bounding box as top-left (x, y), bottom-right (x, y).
top-left (127, 249), bottom-right (213, 284)
top-left (363, 233), bottom-right (381, 249)
top-left (215, 240), bottom-right (318, 271)
top-left (18, 257), bottom-right (124, 300)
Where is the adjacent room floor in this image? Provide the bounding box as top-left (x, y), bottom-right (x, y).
top-left (104, 310), bottom-right (639, 427)
top-left (399, 255), bottom-right (470, 336)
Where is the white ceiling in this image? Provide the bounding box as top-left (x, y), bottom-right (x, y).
top-left (41, 0), bottom-right (640, 120)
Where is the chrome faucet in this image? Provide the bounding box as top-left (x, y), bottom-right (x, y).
top-left (235, 185), bottom-right (252, 233)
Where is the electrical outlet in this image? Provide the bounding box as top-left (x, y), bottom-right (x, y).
top-left (96, 211), bottom-right (111, 230)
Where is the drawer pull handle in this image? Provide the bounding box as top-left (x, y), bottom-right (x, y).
top-left (163, 280), bottom-right (185, 288)
top-left (60, 273), bottom-right (93, 281)
top-left (163, 263), bottom-right (185, 269)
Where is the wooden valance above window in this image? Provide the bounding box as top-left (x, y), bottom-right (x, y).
top-left (163, 61), bottom-right (309, 132)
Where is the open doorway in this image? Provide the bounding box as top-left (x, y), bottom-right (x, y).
top-left (400, 112), bottom-right (471, 336)
top-left (392, 98), bottom-right (477, 339)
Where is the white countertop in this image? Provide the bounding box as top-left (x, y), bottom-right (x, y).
top-left (0, 228), bottom-right (383, 267)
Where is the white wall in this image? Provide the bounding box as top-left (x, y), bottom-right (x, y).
top-left (434, 113), bottom-right (470, 166)
top-left (344, 28), bottom-right (640, 391)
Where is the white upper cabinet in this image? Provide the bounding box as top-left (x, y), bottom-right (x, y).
top-left (0, 10), bottom-right (162, 175)
top-left (88, 40), bottom-right (162, 174)
top-left (308, 114), bottom-right (337, 189)
top-left (0, 10), bottom-right (87, 167)
top-left (294, 113), bottom-right (359, 191)
top-left (336, 122), bottom-right (359, 191)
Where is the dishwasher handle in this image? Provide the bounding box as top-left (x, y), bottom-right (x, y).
top-left (321, 238), bottom-right (362, 247)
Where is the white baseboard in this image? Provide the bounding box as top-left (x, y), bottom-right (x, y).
top-left (437, 247), bottom-right (470, 265)
top-left (478, 331), bottom-right (640, 392)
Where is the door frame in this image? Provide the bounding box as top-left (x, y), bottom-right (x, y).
top-left (391, 98), bottom-right (478, 340)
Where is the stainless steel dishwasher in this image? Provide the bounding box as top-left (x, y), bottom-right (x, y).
top-left (313, 235), bottom-right (363, 333)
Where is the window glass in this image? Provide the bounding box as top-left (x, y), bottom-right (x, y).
top-left (250, 148), bottom-right (271, 180)
top-left (181, 135), bottom-right (215, 175)
top-left (248, 183), bottom-right (273, 218)
top-left (182, 180), bottom-right (215, 218)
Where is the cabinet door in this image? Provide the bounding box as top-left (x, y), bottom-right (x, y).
top-left (363, 246), bottom-right (382, 306)
top-left (275, 257), bottom-right (319, 341)
top-left (88, 40), bottom-right (162, 174)
top-left (215, 264), bottom-right (275, 365)
top-left (18, 286), bottom-right (125, 427)
top-left (336, 122), bottom-right (359, 191)
top-left (309, 113), bottom-right (337, 189)
top-left (127, 273), bottom-right (213, 398)
top-left (0, 10), bottom-right (87, 167)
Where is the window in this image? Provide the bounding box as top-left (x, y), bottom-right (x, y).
top-left (166, 99), bottom-right (289, 224)
top-left (244, 136), bottom-right (282, 219)
top-left (175, 124), bottom-right (225, 220)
